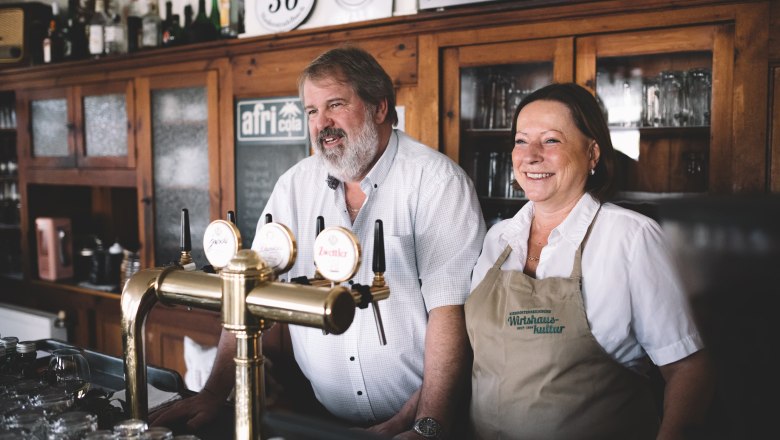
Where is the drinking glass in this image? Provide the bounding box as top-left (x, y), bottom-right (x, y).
top-left (659, 71), bottom-right (686, 126)
top-left (48, 349), bottom-right (91, 400)
top-left (686, 68), bottom-right (712, 126)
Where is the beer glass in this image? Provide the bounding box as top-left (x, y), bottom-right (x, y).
top-left (48, 349), bottom-right (91, 400)
top-left (659, 71), bottom-right (686, 126)
top-left (686, 68), bottom-right (711, 126)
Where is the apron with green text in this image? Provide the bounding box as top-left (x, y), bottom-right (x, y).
top-left (465, 218), bottom-right (659, 439)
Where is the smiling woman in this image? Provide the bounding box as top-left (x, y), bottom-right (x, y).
top-left (466, 83), bottom-right (714, 440)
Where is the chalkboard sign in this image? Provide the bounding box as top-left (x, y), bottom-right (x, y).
top-left (235, 97), bottom-right (309, 247)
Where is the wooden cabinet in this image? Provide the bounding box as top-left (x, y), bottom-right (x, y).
top-left (438, 4), bottom-right (768, 221)
top-left (135, 69), bottom-right (226, 268)
top-left (575, 25), bottom-right (730, 195)
top-left (16, 80), bottom-right (136, 170)
top-left (441, 37), bottom-right (573, 223)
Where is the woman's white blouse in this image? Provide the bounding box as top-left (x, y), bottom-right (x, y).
top-left (470, 193), bottom-right (704, 370)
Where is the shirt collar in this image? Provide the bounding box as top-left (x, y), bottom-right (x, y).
top-left (500, 192), bottom-right (601, 252)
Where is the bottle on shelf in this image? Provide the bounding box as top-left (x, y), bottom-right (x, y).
top-left (181, 4), bottom-right (193, 44)
top-left (161, 1), bottom-right (182, 47)
top-left (63, 0), bottom-right (88, 60)
top-left (104, 11), bottom-right (125, 55)
top-left (209, 0), bottom-right (221, 34)
top-left (187, 0), bottom-right (219, 43)
top-left (43, 2), bottom-right (64, 64)
top-left (87, 0), bottom-right (109, 58)
top-left (126, 0), bottom-right (143, 53)
top-left (141, 0), bottom-right (162, 49)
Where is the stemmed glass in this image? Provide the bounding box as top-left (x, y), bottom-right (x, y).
top-left (47, 348), bottom-right (91, 400)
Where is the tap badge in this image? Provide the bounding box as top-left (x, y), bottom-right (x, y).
top-left (255, 222), bottom-right (296, 274)
top-left (314, 227), bottom-right (361, 283)
top-left (237, 97), bottom-right (307, 142)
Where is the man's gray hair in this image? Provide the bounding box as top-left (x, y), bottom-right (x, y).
top-left (299, 46), bottom-right (399, 127)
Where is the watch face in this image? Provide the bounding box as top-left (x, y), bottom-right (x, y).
top-left (414, 417), bottom-right (441, 438)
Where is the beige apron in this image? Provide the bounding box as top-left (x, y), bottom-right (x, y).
top-left (465, 217), bottom-right (659, 440)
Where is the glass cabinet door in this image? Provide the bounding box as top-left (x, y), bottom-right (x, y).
top-left (136, 71), bottom-right (221, 268)
top-left (74, 81), bottom-right (135, 168)
top-left (442, 38), bottom-right (573, 224)
top-left (17, 88), bottom-right (76, 167)
top-left (576, 25), bottom-right (732, 195)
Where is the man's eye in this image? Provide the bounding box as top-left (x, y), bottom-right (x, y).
top-left (306, 109), bottom-right (317, 117)
top-left (544, 138), bottom-right (560, 144)
top-left (330, 102), bottom-right (343, 109)
top-left (514, 139), bottom-right (527, 146)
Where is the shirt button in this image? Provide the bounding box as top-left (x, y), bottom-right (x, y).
top-left (349, 356), bottom-right (355, 361)
top-left (357, 391), bottom-right (363, 396)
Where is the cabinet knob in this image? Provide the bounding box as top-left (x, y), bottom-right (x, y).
top-left (66, 122), bottom-right (75, 131)
top-left (446, 111), bottom-right (454, 119)
top-left (141, 197), bottom-right (152, 205)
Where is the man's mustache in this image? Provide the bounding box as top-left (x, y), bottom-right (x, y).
top-left (317, 127), bottom-right (347, 145)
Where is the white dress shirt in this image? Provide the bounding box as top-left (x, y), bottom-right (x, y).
top-left (471, 193), bottom-right (703, 371)
top-left (253, 130), bottom-right (485, 424)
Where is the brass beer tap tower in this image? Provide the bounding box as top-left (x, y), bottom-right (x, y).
top-left (121, 212), bottom-right (390, 440)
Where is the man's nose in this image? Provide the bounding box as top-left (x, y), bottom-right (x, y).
top-left (313, 111), bottom-right (334, 132)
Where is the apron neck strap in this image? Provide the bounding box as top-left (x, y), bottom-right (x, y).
top-left (570, 204), bottom-right (602, 278)
top-left (492, 245), bottom-right (513, 270)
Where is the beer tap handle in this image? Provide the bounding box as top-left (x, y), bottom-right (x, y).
top-left (265, 213), bottom-right (272, 224)
top-left (228, 210), bottom-right (237, 224)
top-left (312, 216), bottom-right (325, 282)
top-left (372, 220), bottom-right (386, 278)
top-left (179, 209), bottom-right (196, 271)
top-left (371, 220), bottom-right (387, 345)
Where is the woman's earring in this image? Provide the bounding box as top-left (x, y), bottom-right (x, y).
top-left (590, 168), bottom-right (595, 176)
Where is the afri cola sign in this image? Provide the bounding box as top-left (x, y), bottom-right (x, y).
top-left (237, 97), bottom-right (307, 142)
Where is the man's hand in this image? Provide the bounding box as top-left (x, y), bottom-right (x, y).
top-left (148, 388), bottom-right (225, 432)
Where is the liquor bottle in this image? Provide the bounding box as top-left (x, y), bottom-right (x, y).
top-left (161, 1), bottom-right (175, 46)
top-left (141, 0), bottom-right (162, 49)
top-left (87, 0), bottom-right (109, 57)
top-left (126, 0), bottom-right (143, 53)
top-left (182, 4), bottom-right (193, 44)
top-left (64, 0), bottom-right (88, 60)
top-left (43, 2), bottom-right (64, 63)
top-left (104, 12), bottom-right (125, 55)
top-left (187, 0), bottom-right (219, 43)
top-left (162, 14), bottom-right (183, 47)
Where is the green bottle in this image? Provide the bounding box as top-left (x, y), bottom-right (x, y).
top-left (209, 0), bottom-right (220, 34)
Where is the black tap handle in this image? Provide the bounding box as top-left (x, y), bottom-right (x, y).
top-left (373, 220), bottom-right (385, 273)
top-left (316, 216), bottom-right (325, 236)
top-left (227, 210), bottom-right (236, 224)
top-left (180, 209), bottom-right (191, 252)
top-left (265, 213), bottom-right (272, 224)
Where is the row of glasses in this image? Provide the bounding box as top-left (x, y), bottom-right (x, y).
top-left (473, 151), bottom-right (525, 199)
top-left (0, 103), bottom-right (15, 130)
top-left (0, 348), bottom-right (91, 438)
top-left (597, 66), bottom-right (712, 128)
top-left (471, 72), bottom-right (534, 130)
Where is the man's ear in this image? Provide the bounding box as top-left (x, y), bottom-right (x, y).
top-left (374, 98), bottom-right (389, 124)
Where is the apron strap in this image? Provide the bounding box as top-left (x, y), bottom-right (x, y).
top-left (491, 245), bottom-right (513, 270)
top-left (570, 204), bottom-right (602, 278)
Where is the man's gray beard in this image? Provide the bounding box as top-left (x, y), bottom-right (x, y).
top-left (313, 108), bottom-right (379, 182)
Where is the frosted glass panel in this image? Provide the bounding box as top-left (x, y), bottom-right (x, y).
top-left (152, 87), bottom-right (209, 267)
top-left (84, 94), bottom-right (128, 157)
top-left (31, 99), bottom-right (69, 157)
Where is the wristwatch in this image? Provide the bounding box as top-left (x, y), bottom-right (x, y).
top-left (413, 417), bottom-right (442, 439)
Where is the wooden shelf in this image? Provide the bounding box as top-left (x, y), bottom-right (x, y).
top-left (30, 279), bottom-right (121, 300)
top-left (24, 168), bottom-right (136, 187)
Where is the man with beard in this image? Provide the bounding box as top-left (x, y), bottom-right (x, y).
top-left (150, 46), bottom-right (485, 439)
